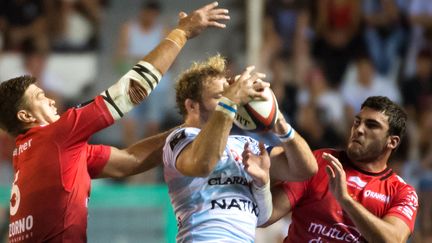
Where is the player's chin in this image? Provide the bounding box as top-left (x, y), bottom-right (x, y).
top-left (347, 142), bottom-right (359, 151)
top-left (347, 146), bottom-right (365, 160)
top-left (51, 114), bottom-right (61, 123)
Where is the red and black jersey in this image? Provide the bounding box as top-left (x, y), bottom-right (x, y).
top-left (283, 149), bottom-right (418, 243)
top-left (9, 96), bottom-right (113, 243)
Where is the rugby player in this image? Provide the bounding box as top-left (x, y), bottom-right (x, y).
top-left (163, 55), bottom-right (317, 242)
top-left (0, 2), bottom-right (229, 242)
top-left (267, 96), bottom-right (418, 243)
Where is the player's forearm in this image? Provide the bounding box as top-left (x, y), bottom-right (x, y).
top-left (188, 111), bottom-right (233, 177)
top-left (101, 29), bottom-right (187, 120)
top-left (142, 29), bottom-right (186, 74)
top-left (100, 131), bottom-right (170, 178)
top-left (280, 134), bottom-right (317, 179)
top-left (260, 183), bottom-right (292, 227)
top-left (125, 130), bottom-right (172, 174)
top-left (273, 117), bottom-right (317, 180)
top-left (340, 197), bottom-right (406, 242)
top-left (252, 182), bottom-right (273, 226)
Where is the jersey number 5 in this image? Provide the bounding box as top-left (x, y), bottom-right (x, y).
top-left (10, 171), bottom-right (20, 216)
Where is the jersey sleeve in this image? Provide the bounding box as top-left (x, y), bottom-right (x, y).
top-left (385, 183), bottom-right (419, 232)
top-left (282, 149), bottom-right (325, 208)
top-left (282, 180), bottom-right (309, 208)
top-left (86, 144), bottom-right (112, 178)
top-left (53, 96), bottom-right (114, 146)
top-left (163, 128), bottom-right (199, 170)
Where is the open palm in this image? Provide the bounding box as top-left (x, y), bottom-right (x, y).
top-left (242, 142), bottom-right (270, 187)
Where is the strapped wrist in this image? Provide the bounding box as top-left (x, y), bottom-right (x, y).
top-left (276, 123), bottom-right (295, 142)
top-left (215, 96), bottom-right (237, 119)
top-left (252, 180), bottom-right (270, 191)
top-left (165, 28), bottom-right (187, 48)
top-left (252, 181), bottom-right (272, 226)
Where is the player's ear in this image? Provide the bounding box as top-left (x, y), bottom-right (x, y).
top-left (185, 98), bottom-right (198, 113)
top-left (387, 135), bottom-right (400, 150)
top-left (17, 110), bottom-right (36, 123)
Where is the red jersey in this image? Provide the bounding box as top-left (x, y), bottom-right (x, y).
top-left (8, 96), bottom-right (114, 243)
top-left (283, 149), bottom-right (418, 243)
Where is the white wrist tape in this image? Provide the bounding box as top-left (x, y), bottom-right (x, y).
top-left (215, 97), bottom-right (237, 119)
top-left (102, 61), bottom-right (162, 120)
top-left (165, 28), bottom-right (187, 49)
top-left (277, 123), bottom-right (295, 142)
top-left (252, 182), bottom-right (272, 226)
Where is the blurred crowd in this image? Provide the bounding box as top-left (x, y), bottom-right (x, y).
top-left (0, 0), bottom-right (105, 52)
top-left (0, 0), bottom-right (431, 242)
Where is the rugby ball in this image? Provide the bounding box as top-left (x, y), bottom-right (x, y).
top-left (234, 88), bottom-right (278, 132)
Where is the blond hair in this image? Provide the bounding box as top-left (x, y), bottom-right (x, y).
top-left (175, 54), bottom-right (226, 117)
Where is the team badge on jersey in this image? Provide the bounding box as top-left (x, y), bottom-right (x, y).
top-left (170, 130), bottom-right (186, 150)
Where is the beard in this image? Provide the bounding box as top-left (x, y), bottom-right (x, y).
top-left (347, 137), bottom-right (388, 163)
top-left (198, 102), bottom-right (212, 125)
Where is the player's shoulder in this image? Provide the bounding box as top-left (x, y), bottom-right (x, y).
top-left (166, 127), bottom-right (200, 150)
top-left (41, 107), bottom-right (76, 132)
top-left (74, 99), bottom-right (94, 110)
top-left (383, 173), bottom-right (418, 207)
top-left (387, 173), bottom-right (417, 192)
top-left (167, 127), bottom-right (200, 139)
top-left (312, 148), bottom-right (342, 166)
top-left (62, 96), bottom-right (106, 121)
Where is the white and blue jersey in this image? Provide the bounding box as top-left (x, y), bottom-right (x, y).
top-left (163, 127), bottom-right (268, 243)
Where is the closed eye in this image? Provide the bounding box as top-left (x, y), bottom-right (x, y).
top-left (36, 91), bottom-right (46, 100)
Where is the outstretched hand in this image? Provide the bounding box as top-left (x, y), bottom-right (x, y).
top-left (177, 2), bottom-right (230, 39)
top-left (242, 142), bottom-right (270, 187)
top-left (322, 152), bottom-right (351, 203)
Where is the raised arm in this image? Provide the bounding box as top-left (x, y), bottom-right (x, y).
top-left (96, 2), bottom-right (229, 178)
top-left (142, 2), bottom-right (229, 74)
top-left (269, 113), bottom-right (318, 181)
top-left (103, 2), bottom-right (230, 120)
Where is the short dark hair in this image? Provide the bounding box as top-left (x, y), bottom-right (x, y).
top-left (361, 96), bottom-right (407, 140)
top-left (0, 76), bottom-right (36, 136)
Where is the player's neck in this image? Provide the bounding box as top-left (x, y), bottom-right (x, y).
top-left (22, 122), bottom-right (42, 132)
top-left (184, 119), bottom-right (200, 129)
top-left (351, 152), bottom-right (389, 173)
top-left (351, 160), bottom-right (388, 173)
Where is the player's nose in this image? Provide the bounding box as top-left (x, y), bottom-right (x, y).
top-left (354, 122), bottom-right (366, 135)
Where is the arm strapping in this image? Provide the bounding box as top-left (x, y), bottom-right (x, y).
top-left (102, 61), bottom-right (162, 120)
top-left (253, 182), bottom-right (273, 226)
